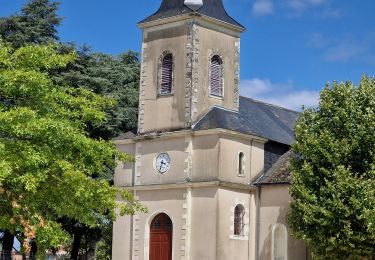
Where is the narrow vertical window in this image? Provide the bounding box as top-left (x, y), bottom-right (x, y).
top-left (160, 53), bottom-right (173, 95)
top-left (234, 204), bottom-right (245, 236)
top-left (238, 152), bottom-right (245, 176)
top-left (210, 55), bottom-right (223, 97)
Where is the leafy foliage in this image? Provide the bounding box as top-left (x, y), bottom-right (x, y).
top-left (0, 43), bottom-right (145, 255)
top-left (0, 0), bottom-right (61, 48)
top-left (51, 46), bottom-right (140, 259)
top-left (0, 1), bottom-right (142, 257)
top-left (53, 45), bottom-right (140, 140)
top-left (95, 221), bottom-right (113, 260)
top-left (288, 76), bottom-right (375, 259)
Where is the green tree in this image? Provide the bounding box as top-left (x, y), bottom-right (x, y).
top-left (288, 76), bottom-right (375, 259)
top-left (54, 45), bottom-right (140, 139)
top-left (0, 0), bottom-right (61, 48)
top-left (94, 221), bottom-right (112, 260)
top-left (0, 43), bottom-right (144, 257)
top-left (0, 1), bottom-right (141, 258)
top-left (51, 46), bottom-right (140, 259)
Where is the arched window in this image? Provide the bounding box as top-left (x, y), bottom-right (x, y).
top-left (272, 224), bottom-right (288, 260)
top-left (210, 55), bottom-right (223, 97)
top-left (238, 152), bottom-right (245, 176)
top-left (234, 204), bottom-right (245, 236)
top-left (160, 53), bottom-right (173, 95)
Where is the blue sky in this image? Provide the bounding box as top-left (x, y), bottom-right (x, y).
top-left (1, 0), bottom-right (375, 110)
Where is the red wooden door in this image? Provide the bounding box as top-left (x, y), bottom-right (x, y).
top-left (150, 213), bottom-right (172, 260)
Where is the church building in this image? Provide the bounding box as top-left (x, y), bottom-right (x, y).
top-left (112, 0), bottom-right (311, 259)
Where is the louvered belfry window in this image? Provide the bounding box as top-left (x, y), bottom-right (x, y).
top-left (160, 54), bottom-right (173, 95)
top-left (210, 55), bottom-right (223, 97)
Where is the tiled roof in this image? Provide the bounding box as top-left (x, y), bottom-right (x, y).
top-left (138, 0), bottom-right (245, 30)
top-left (193, 96), bottom-right (300, 145)
top-left (254, 150), bottom-right (293, 185)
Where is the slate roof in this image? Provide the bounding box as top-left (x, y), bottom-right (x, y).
top-left (114, 131), bottom-right (136, 140)
top-left (254, 150), bottom-right (293, 185)
top-left (138, 0), bottom-right (245, 30)
top-left (193, 96), bottom-right (300, 145)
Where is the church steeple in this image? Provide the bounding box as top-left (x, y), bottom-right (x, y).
top-left (137, 0), bottom-right (244, 134)
top-left (138, 0), bottom-right (245, 31)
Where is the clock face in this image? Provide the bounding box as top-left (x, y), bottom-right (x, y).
top-left (155, 153), bottom-right (171, 174)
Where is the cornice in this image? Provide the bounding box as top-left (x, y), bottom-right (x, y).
top-left (119, 180), bottom-right (257, 191)
top-left (194, 128), bottom-right (268, 143)
top-left (138, 13), bottom-right (244, 34)
top-left (114, 128), bottom-right (268, 145)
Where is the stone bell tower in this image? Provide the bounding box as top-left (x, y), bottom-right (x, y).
top-left (137, 0), bottom-right (245, 134)
top-left (113, 2), bottom-right (251, 260)
top-left (113, 2), bottom-right (312, 260)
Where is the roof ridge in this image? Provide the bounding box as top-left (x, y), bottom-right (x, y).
top-left (211, 105), bottom-right (238, 113)
top-left (192, 106), bottom-right (216, 129)
top-left (192, 105), bottom-right (238, 129)
top-left (239, 95), bottom-right (300, 114)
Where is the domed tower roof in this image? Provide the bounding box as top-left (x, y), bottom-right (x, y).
top-left (138, 0), bottom-right (245, 31)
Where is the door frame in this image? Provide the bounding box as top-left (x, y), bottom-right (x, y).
top-left (144, 210), bottom-right (174, 260)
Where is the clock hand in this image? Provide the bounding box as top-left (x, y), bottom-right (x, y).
top-left (161, 162), bottom-right (167, 171)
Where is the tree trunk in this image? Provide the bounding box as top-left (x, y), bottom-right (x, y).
top-left (70, 229), bottom-right (82, 260)
top-left (86, 238), bottom-right (97, 260)
top-left (30, 240), bottom-right (37, 260)
top-left (1, 230), bottom-right (14, 260)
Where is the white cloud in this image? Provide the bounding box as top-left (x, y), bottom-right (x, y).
top-left (308, 33), bottom-right (331, 48)
top-left (308, 0), bottom-right (326, 5)
top-left (250, 0), bottom-right (339, 18)
top-left (320, 8), bottom-right (342, 18)
top-left (286, 0), bottom-right (326, 12)
top-left (264, 91), bottom-right (320, 110)
top-left (324, 43), bottom-right (367, 62)
top-left (240, 78), bottom-right (319, 110)
top-left (252, 0), bottom-right (274, 16)
top-left (308, 32), bottom-right (375, 65)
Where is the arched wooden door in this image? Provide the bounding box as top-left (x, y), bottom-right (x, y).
top-left (149, 213), bottom-right (172, 260)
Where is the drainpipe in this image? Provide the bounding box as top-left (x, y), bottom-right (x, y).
top-left (130, 146), bottom-right (136, 260)
top-left (247, 189), bottom-right (251, 260)
top-left (130, 201), bottom-right (134, 260)
top-left (186, 187), bottom-right (192, 260)
top-left (248, 139), bottom-right (256, 260)
top-left (255, 186), bottom-right (261, 260)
